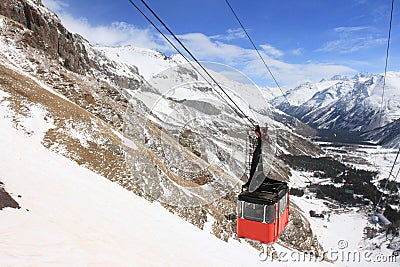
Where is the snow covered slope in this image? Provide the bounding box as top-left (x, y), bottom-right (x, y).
top-left (362, 119), bottom-right (400, 148)
top-left (0, 97), bottom-right (265, 266)
top-left (0, 50), bottom-right (323, 266)
top-left (98, 45), bottom-right (185, 80)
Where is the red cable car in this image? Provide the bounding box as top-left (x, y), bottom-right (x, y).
top-left (237, 125), bottom-right (290, 244)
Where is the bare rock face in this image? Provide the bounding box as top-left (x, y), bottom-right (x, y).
top-left (0, 182), bottom-right (20, 210)
top-left (0, 0), bottom-right (92, 74)
top-left (0, 0), bottom-right (141, 90)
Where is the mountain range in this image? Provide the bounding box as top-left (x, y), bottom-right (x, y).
top-left (271, 72), bottom-right (400, 147)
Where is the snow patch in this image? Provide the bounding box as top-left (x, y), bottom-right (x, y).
top-left (0, 90), bottom-right (10, 100)
top-left (0, 16), bottom-right (6, 31)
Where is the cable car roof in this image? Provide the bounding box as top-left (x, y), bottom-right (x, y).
top-left (239, 178), bottom-right (288, 205)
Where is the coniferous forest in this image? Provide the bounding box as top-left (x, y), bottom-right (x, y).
top-left (280, 155), bottom-right (400, 224)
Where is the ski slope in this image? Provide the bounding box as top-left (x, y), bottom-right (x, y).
top-left (0, 99), bottom-right (267, 266)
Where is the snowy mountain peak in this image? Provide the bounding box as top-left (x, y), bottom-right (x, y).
top-left (330, 74), bottom-right (349, 81)
top-left (97, 45), bottom-right (186, 80)
top-left (352, 72), bottom-right (374, 81)
top-left (272, 71), bottom-right (400, 146)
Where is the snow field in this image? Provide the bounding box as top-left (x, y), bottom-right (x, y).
top-left (0, 94), bottom-right (266, 266)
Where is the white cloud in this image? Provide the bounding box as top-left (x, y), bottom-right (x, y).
top-left (354, 0), bottom-right (368, 5)
top-left (318, 36), bottom-right (386, 54)
top-left (59, 13), bottom-right (170, 49)
top-left (292, 48), bottom-right (303, 56)
top-left (334, 26), bottom-right (370, 33)
top-left (211, 28), bottom-right (246, 41)
top-left (42, 0), bottom-right (68, 12)
top-left (260, 44), bottom-right (284, 58)
top-left (318, 26), bottom-right (386, 54)
top-left (40, 0), bottom-right (357, 87)
top-left (177, 32), bottom-right (248, 64)
top-left (238, 55), bottom-right (356, 87)
top-left (42, 0), bottom-right (170, 50)
top-left (177, 32), bottom-right (357, 86)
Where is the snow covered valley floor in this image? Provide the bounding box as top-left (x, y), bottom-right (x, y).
top-left (285, 142), bottom-right (400, 267)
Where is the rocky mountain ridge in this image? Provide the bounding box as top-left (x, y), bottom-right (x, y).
top-left (272, 72), bottom-right (400, 148)
top-left (0, 0), bottom-right (141, 90)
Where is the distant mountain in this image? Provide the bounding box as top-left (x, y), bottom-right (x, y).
top-left (98, 44), bottom-right (322, 159)
top-left (362, 118), bottom-right (400, 148)
top-left (272, 72), bottom-right (400, 147)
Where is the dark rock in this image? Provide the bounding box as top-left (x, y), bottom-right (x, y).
top-left (0, 184), bottom-right (20, 210)
top-left (0, 0), bottom-right (141, 90)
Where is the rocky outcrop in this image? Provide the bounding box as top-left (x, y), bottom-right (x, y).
top-left (0, 181), bottom-right (20, 210)
top-left (0, 0), bottom-right (92, 74)
top-left (0, 0), bottom-right (141, 90)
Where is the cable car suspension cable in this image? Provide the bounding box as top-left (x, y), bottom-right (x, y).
top-left (225, 0), bottom-right (332, 199)
top-left (225, 0), bottom-right (289, 104)
top-left (373, 0), bottom-right (396, 214)
top-left (127, 0), bottom-right (252, 129)
top-left (375, 147), bottom-right (400, 212)
top-left (128, 0), bottom-right (257, 129)
top-left (373, 0), bottom-right (394, 173)
top-left (378, 0), bottom-right (394, 127)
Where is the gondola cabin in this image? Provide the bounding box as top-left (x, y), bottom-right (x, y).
top-left (237, 178), bottom-right (289, 243)
top-left (237, 125), bottom-right (290, 244)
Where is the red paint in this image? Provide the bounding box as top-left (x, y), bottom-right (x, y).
top-left (237, 204), bottom-right (289, 244)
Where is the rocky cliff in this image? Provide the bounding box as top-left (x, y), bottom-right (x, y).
top-left (0, 0), bottom-right (140, 89)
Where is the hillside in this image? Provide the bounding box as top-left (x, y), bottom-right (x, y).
top-left (0, 95), bottom-right (269, 266)
top-left (2, 58), bottom-right (397, 266)
top-left (0, 0), bottom-right (326, 257)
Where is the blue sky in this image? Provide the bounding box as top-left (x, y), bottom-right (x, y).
top-left (42, 0), bottom-right (400, 87)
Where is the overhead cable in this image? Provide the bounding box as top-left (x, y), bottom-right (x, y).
top-left (378, 0), bottom-right (395, 128)
top-left (376, 147), bottom-right (400, 212)
top-left (225, 0), bottom-right (289, 104)
top-left (127, 0), bottom-right (257, 128)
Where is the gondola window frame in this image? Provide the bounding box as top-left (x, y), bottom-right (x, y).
top-left (243, 202), bottom-right (264, 222)
top-left (264, 204), bottom-right (274, 223)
